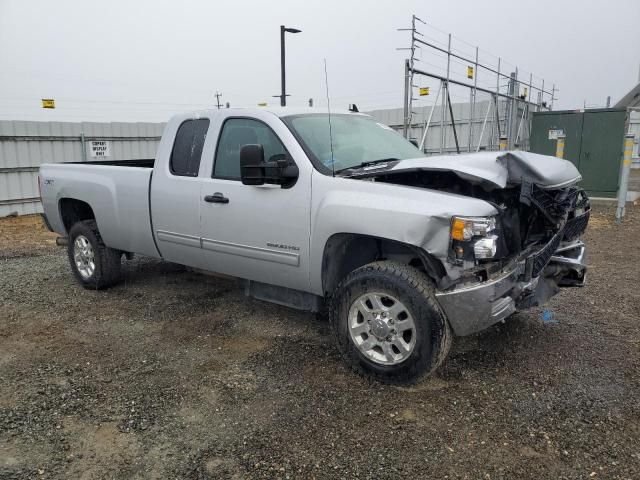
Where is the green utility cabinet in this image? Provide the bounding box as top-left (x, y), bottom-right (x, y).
top-left (530, 108), bottom-right (627, 197)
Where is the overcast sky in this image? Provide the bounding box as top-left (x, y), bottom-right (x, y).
top-left (1, 0), bottom-right (639, 123)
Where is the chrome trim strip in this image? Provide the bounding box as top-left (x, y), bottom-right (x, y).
top-left (553, 240), bottom-right (585, 254)
top-left (550, 251), bottom-right (585, 266)
top-left (156, 230), bottom-right (201, 248)
top-left (201, 237), bottom-right (300, 266)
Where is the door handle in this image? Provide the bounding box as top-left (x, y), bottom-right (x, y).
top-left (204, 192), bottom-right (229, 204)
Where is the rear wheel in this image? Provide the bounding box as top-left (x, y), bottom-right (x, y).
top-left (330, 261), bottom-right (451, 384)
top-left (67, 220), bottom-right (121, 289)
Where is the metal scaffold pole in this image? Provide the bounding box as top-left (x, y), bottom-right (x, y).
top-left (441, 33), bottom-right (452, 153)
top-left (476, 98), bottom-right (492, 152)
top-left (400, 15), bottom-right (424, 139)
top-left (419, 81), bottom-right (442, 151)
top-left (508, 68), bottom-right (518, 150)
top-left (468, 46), bottom-right (478, 152)
top-left (403, 59), bottom-right (411, 138)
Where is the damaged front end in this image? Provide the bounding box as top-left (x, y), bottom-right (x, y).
top-left (346, 151), bottom-right (590, 336)
top-left (434, 182), bottom-right (589, 335)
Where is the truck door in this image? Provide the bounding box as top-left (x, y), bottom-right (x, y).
top-left (199, 115), bottom-right (311, 291)
top-left (150, 117), bottom-right (209, 268)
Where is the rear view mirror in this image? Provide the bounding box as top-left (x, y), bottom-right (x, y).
top-left (240, 144), bottom-right (266, 185)
top-left (240, 144), bottom-right (299, 188)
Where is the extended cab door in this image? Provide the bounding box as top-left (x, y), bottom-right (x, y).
top-left (150, 116), bottom-right (210, 267)
top-left (198, 112), bottom-right (312, 291)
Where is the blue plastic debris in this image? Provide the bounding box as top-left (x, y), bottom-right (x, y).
top-left (541, 309), bottom-right (558, 324)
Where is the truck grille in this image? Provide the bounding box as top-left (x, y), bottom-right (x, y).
top-left (520, 182), bottom-right (579, 224)
top-left (563, 210), bottom-right (590, 242)
top-left (529, 229), bottom-right (564, 277)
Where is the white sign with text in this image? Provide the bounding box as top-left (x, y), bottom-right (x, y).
top-left (89, 140), bottom-right (111, 158)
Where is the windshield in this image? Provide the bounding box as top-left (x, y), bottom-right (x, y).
top-left (283, 114), bottom-right (424, 173)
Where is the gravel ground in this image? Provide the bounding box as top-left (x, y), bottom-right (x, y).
top-left (1, 205), bottom-right (639, 479)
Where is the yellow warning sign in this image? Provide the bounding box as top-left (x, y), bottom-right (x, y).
top-left (419, 87), bottom-right (430, 96)
top-left (42, 99), bottom-right (55, 109)
top-left (467, 67), bottom-right (474, 79)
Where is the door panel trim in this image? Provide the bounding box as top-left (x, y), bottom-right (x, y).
top-left (156, 230), bottom-right (201, 248)
top-left (201, 237), bottom-right (300, 266)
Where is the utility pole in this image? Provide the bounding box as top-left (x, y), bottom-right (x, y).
top-left (214, 92), bottom-right (223, 109)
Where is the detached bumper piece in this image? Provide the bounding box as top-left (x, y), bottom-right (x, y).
top-left (549, 241), bottom-right (587, 287)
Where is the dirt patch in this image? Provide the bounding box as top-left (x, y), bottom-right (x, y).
top-left (0, 214), bottom-right (58, 258)
top-left (0, 204), bottom-right (639, 479)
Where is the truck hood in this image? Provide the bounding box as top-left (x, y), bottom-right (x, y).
top-left (350, 151), bottom-right (582, 190)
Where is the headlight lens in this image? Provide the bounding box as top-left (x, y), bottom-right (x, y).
top-left (473, 235), bottom-right (498, 259)
top-left (450, 216), bottom-right (496, 241)
top-left (450, 216), bottom-right (499, 262)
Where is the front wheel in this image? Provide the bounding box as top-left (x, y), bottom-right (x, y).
top-left (330, 261), bottom-right (451, 384)
top-left (67, 220), bottom-right (121, 289)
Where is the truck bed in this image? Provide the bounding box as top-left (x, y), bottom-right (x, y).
top-left (39, 161), bottom-right (160, 258)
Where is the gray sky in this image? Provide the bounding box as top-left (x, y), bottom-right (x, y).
top-left (1, 0), bottom-right (639, 122)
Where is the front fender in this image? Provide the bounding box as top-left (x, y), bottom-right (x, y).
top-left (308, 172), bottom-right (497, 295)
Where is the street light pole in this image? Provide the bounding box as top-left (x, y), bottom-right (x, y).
top-left (278, 25), bottom-right (301, 107)
top-left (280, 26), bottom-right (286, 107)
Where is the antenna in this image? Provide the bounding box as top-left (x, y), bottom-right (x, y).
top-left (214, 92), bottom-right (222, 109)
top-left (324, 58), bottom-right (335, 177)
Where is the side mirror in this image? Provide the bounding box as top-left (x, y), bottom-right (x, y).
top-left (240, 144), bottom-right (299, 188)
top-left (410, 139), bottom-right (419, 148)
top-left (240, 144), bottom-right (266, 185)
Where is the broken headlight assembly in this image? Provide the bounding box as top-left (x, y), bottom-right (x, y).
top-left (449, 216), bottom-right (500, 264)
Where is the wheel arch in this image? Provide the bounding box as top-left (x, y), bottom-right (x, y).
top-left (59, 198), bottom-right (96, 234)
top-left (321, 233), bottom-right (447, 297)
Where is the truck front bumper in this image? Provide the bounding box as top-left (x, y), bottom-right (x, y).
top-left (435, 240), bottom-right (587, 336)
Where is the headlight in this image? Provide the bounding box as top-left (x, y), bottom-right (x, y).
top-left (473, 235), bottom-right (498, 259)
top-left (450, 216), bottom-right (499, 262)
top-left (450, 216), bottom-right (496, 241)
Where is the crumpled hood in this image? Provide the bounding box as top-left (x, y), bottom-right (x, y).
top-left (354, 151), bottom-right (582, 190)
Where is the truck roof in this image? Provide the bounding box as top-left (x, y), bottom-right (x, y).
top-left (186, 107), bottom-right (365, 119)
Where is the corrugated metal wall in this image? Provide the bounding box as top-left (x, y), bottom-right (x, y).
top-left (366, 99), bottom-right (531, 154)
top-left (0, 120), bottom-right (165, 217)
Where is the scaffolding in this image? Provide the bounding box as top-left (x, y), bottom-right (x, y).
top-left (398, 15), bottom-right (556, 154)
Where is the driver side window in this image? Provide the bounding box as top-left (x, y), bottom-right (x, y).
top-left (213, 118), bottom-right (288, 179)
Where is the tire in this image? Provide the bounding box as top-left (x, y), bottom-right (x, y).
top-left (329, 261), bottom-right (451, 384)
top-left (67, 220), bottom-right (121, 289)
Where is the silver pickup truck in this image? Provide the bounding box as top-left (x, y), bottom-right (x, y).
top-left (39, 107), bottom-right (589, 383)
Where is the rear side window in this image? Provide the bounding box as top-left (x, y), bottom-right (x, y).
top-left (170, 119), bottom-right (210, 177)
top-left (213, 118), bottom-right (288, 179)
